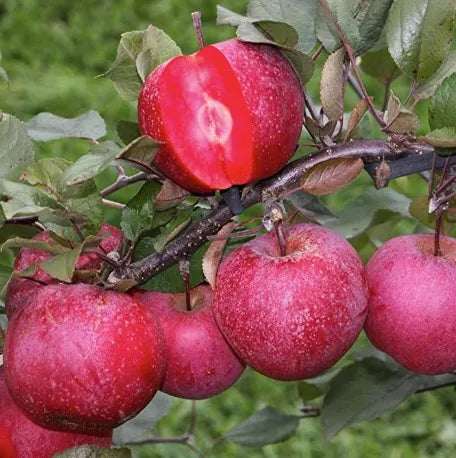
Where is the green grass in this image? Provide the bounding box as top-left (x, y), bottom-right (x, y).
top-left (2, 1), bottom-right (456, 456)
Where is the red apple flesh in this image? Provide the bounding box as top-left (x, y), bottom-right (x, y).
top-left (365, 234), bottom-right (456, 374)
top-left (4, 283), bottom-right (166, 434)
top-left (213, 223), bottom-right (368, 380)
top-left (0, 366), bottom-right (112, 458)
top-left (138, 38), bottom-right (304, 193)
top-left (133, 284), bottom-right (244, 399)
top-left (5, 224), bottom-right (122, 319)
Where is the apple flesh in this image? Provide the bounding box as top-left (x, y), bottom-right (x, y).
top-left (0, 366), bottom-right (112, 458)
top-left (133, 284), bottom-right (244, 399)
top-left (213, 223), bottom-right (368, 380)
top-left (6, 224), bottom-right (122, 319)
top-left (4, 283), bottom-right (166, 434)
top-left (138, 38), bottom-right (304, 193)
top-left (365, 234), bottom-right (456, 374)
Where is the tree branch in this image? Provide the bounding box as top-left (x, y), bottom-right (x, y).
top-left (113, 139), bottom-right (455, 285)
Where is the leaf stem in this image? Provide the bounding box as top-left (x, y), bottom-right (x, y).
top-left (192, 12), bottom-right (205, 49)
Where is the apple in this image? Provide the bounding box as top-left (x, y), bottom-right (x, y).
top-left (365, 234), bottom-right (456, 374)
top-left (213, 223), bottom-right (368, 380)
top-left (3, 283), bottom-right (166, 434)
top-left (133, 284), bottom-right (244, 399)
top-left (138, 38), bottom-right (304, 194)
top-left (6, 224), bottom-right (122, 319)
top-left (0, 366), bottom-right (112, 458)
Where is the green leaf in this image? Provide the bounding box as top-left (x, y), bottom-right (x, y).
top-left (61, 141), bottom-right (121, 186)
top-left (224, 407), bottom-right (300, 447)
top-left (135, 25), bottom-right (182, 82)
top-left (409, 195), bottom-right (455, 234)
top-left (1, 237), bottom-right (66, 255)
top-left (236, 21), bottom-right (299, 49)
top-left (298, 381), bottom-right (324, 401)
top-left (113, 392), bottom-right (173, 443)
top-left (26, 111), bottom-right (106, 142)
top-left (286, 191), bottom-right (337, 224)
top-left (117, 135), bottom-right (161, 166)
top-left (422, 127), bottom-right (456, 148)
top-left (0, 113), bottom-right (35, 180)
top-left (39, 236), bottom-right (100, 282)
top-left (120, 181), bottom-right (161, 241)
top-left (0, 264), bottom-right (14, 304)
top-left (429, 74), bottom-right (456, 130)
top-left (327, 187), bottom-right (411, 238)
top-left (216, 5), bottom-right (255, 26)
top-left (284, 51), bottom-right (315, 86)
top-left (322, 357), bottom-right (423, 439)
top-left (101, 30), bottom-right (145, 101)
top-left (54, 446), bottom-right (131, 458)
top-left (117, 121), bottom-right (141, 145)
top-left (386, 111), bottom-right (420, 134)
top-left (386, 0), bottom-right (456, 82)
top-left (416, 51), bottom-right (456, 98)
top-left (151, 208), bottom-right (192, 253)
top-left (360, 47), bottom-right (399, 84)
top-left (320, 48), bottom-right (346, 121)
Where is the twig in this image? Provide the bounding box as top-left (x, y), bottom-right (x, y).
top-left (303, 87), bottom-right (322, 123)
top-left (312, 44), bottom-right (324, 61)
top-left (100, 171), bottom-right (154, 197)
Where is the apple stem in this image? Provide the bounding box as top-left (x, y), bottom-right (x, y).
top-left (274, 221), bottom-right (287, 257)
top-left (179, 259), bottom-right (192, 311)
top-left (434, 209), bottom-right (443, 257)
top-left (192, 12), bottom-right (205, 49)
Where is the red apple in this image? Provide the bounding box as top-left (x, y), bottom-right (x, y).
top-left (6, 224), bottom-right (122, 319)
top-left (4, 283), bottom-right (166, 434)
top-left (133, 284), bottom-right (244, 399)
top-left (138, 38), bottom-right (304, 193)
top-left (365, 234), bottom-right (456, 374)
top-left (213, 223), bottom-right (368, 380)
top-left (0, 366), bottom-right (112, 458)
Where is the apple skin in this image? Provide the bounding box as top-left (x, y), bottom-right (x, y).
top-left (138, 38), bottom-right (304, 194)
top-left (0, 366), bottom-right (112, 458)
top-left (5, 224), bottom-right (122, 319)
top-left (4, 283), bottom-right (166, 434)
top-left (133, 284), bottom-right (245, 399)
top-left (213, 223), bottom-right (368, 381)
top-left (365, 234), bottom-right (456, 375)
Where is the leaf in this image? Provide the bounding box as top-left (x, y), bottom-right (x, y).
top-left (120, 181), bottom-right (161, 241)
top-left (298, 381), bottom-right (324, 401)
top-left (0, 264), bottom-right (14, 304)
top-left (320, 48), bottom-right (346, 121)
top-left (387, 112), bottom-right (420, 134)
top-left (1, 237), bottom-right (66, 255)
top-left (155, 179), bottom-right (189, 211)
top-left (0, 113), bottom-right (35, 179)
top-left (422, 127), bottom-right (456, 148)
top-left (321, 357), bottom-right (424, 439)
top-left (101, 30), bottom-right (144, 101)
top-left (416, 51), bottom-right (456, 99)
top-left (217, 5), bottom-right (255, 26)
top-left (315, 2), bottom-right (339, 53)
top-left (54, 446), bottom-right (131, 458)
top-left (285, 190), bottom-right (337, 225)
top-left (203, 222), bottom-right (235, 289)
top-left (283, 50), bottom-right (315, 86)
top-left (113, 392), bottom-right (172, 443)
top-left (61, 141), bottom-right (121, 186)
top-left (224, 407), bottom-right (300, 447)
top-left (344, 99), bottom-right (369, 141)
top-left (152, 209), bottom-right (192, 253)
top-left (22, 157), bottom-right (69, 193)
top-left (429, 73), bottom-right (456, 130)
top-left (301, 158), bottom-right (364, 196)
top-left (26, 111), bottom-right (106, 142)
top-left (386, 0), bottom-right (456, 82)
top-left (409, 196), bottom-right (455, 234)
top-left (255, 21), bottom-right (299, 48)
top-left (117, 121), bottom-right (141, 145)
top-left (360, 47), bottom-right (399, 84)
top-left (246, 0), bottom-right (317, 53)
top-left (136, 25), bottom-right (182, 82)
top-left (327, 187), bottom-right (411, 238)
top-left (117, 135), bottom-right (161, 165)
top-left (384, 91), bottom-right (401, 126)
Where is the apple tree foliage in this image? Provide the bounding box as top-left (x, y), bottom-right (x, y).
top-left (2, 0), bottom-right (456, 455)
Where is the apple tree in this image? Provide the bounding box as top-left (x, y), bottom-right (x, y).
top-left (2, 0), bottom-right (456, 456)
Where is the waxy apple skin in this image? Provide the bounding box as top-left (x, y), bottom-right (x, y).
top-left (138, 38), bottom-right (304, 193)
top-left (214, 223), bottom-right (368, 381)
top-left (0, 367), bottom-right (112, 458)
top-left (134, 284), bottom-right (244, 399)
top-left (365, 234), bottom-right (456, 375)
top-left (5, 224), bottom-right (122, 319)
top-left (4, 283), bottom-right (166, 434)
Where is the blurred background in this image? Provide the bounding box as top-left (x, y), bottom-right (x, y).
top-left (1, 1), bottom-right (455, 457)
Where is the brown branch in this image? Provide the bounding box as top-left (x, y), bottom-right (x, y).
top-left (100, 171), bottom-right (153, 197)
top-left (113, 139), bottom-right (454, 285)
